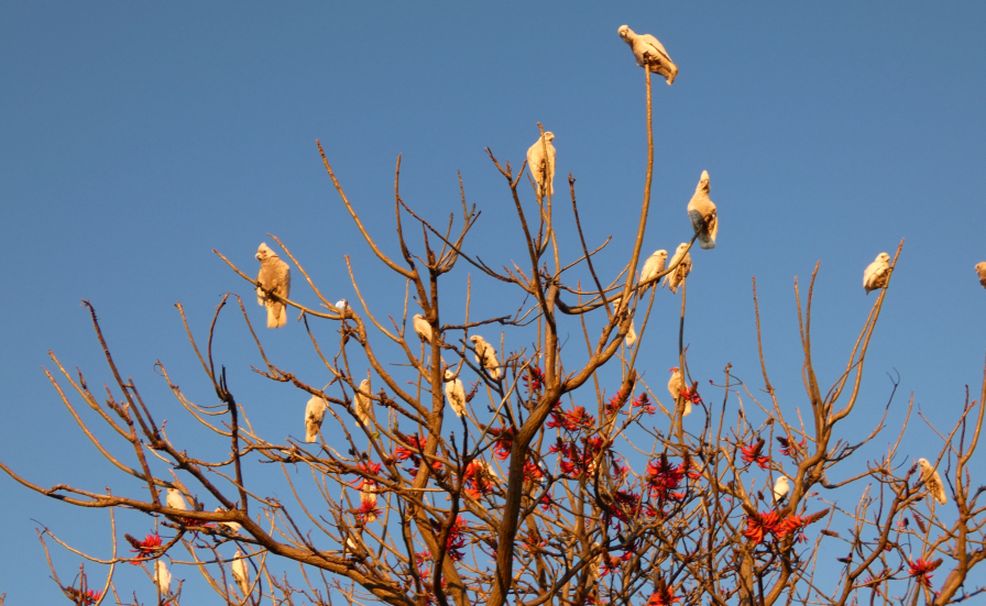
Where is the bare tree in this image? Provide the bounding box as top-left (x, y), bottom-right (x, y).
top-left (3, 32), bottom-right (985, 606)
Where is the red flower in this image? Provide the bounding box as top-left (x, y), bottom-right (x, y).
top-left (777, 436), bottom-right (806, 459)
top-left (600, 551), bottom-right (632, 575)
top-left (489, 426), bottom-right (515, 460)
top-left (647, 582), bottom-right (679, 606)
top-left (392, 434), bottom-right (442, 473)
top-left (632, 392), bottom-right (656, 414)
top-left (126, 532), bottom-right (163, 561)
top-left (523, 457), bottom-right (544, 482)
top-left (774, 514), bottom-right (805, 539)
top-left (523, 366), bottom-right (544, 394)
top-left (547, 405), bottom-right (595, 432)
top-left (908, 558), bottom-right (942, 588)
top-left (352, 498), bottom-right (381, 525)
top-left (646, 454), bottom-right (686, 500)
top-left (607, 386), bottom-right (630, 415)
top-left (740, 439), bottom-right (771, 469)
top-left (463, 460), bottom-right (497, 499)
top-left (743, 511), bottom-right (780, 545)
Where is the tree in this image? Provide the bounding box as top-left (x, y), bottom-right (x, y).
top-left (3, 28), bottom-right (985, 606)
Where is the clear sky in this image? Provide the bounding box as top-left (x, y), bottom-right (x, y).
top-left (2, 3), bottom-right (985, 603)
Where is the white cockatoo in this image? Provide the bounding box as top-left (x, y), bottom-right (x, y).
top-left (667, 367), bottom-right (691, 416)
top-left (354, 378), bottom-right (374, 427)
top-left (154, 560), bottom-right (171, 595)
top-left (412, 313), bottom-right (434, 344)
top-left (469, 335), bottom-right (501, 380)
top-left (213, 507), bottom-right (243, 534)
top-left (335, 299), bottom-right (349, 316)
top-left (640, 249), bottom-right (668, 288)
top-left (862, 252), bottom-right (891, 293)
top-left (663, 243), bottom-right (693, 294)
top-left (527, 131), bottom-right (556, 198)
top-left (444, 369), bottom-right (466, 417)
top-left (617, 25), bottom-right (678, 85)
top-left (773, 476), bottom-right (790, 503)
top-left (918, 457), bottom-right (947, 505)
top-left (231, 549), bottom-right (250, 596)
top-left (304, 395), bottom-right (328, 443)
top-left (687, 170), bottom-right (717, 250)
top-left (166, 487), bottom-right (189, 512)
top-left (624, 319), bottom-right (637, 347)
top-left (255, 242), bottom-right (291, 328)
top-left (975, 261), bottom-right (986, 288)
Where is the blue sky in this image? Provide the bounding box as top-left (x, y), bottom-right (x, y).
top-left (2, 3), bottom-right (985, 603)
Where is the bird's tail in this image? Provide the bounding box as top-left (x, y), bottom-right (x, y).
top-left (267, 302), bottom-right (287, 328)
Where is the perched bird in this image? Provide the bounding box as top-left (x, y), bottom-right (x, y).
top-left (976, 261), bottom-right (986, 288)
top-left (154, 560), bottom-right (171, 595)
top-left (617, 25), bottom-right (678, 85)
top-left (255, 242), bottom-right (291, 328)
top-left (687, 170), bottom-right (718, 249)
top-left (444, 369), bottom-right (467, 417)
top-left (412, 313), bottom-right (434, 344)
top-left (640, 249), bottom-right (668, 288)
top-left (624, 319), bottom-right (637, 347)
top-left (231, 549), bottom-right (250, 596)
top-left (470, 335), bottom-right (502, 380)
top-left (354, 378), bottom-right (374, 427)
top-left (359, 486), bottom-right (379, 523)
top-left (918, 457), bottom-right (947, 505)
top-left (526, 131), bottom-right (556, 198)
top-left (335, 299), bottom-right (349, 316)
top-left (663, 243), bottom-right (693, 294)
top-left (862, 252), bottom-right (891, 293)
top-left (773, 476), bottom-right (790, 503)
top-left (304, 395), bottom-right (328, 443)
top-left (166, 488), bottom-right (189, 512)
top-left (213, 507), bottom-right (243, 534)
top-left (667, 367), bottom-right (691, 416)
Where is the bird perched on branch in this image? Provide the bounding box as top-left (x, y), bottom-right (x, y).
top-left (166, 488), bottom-right (189, 511)
top-left (687, 170), bottom-right (718, 249)
top-left (354, 378), bottom-right (374, 428)
top-left (663, 243), bottom-right (693, 294)
top-left (667, 367), bottom-right (692, 416)
top-left (412, 313), bottom-right (434, 344)
top-left (624, 319), bottom-right (637, 347)
top-left (154, 560), bottom-right (171, 595)
top-left (304, 395), bottom-right (327, 443)
top-left (773, 476), bottom-right (790, 504)
top-left (255, 242), bottom-right (290, 328)
top-left (470, 335), bottom-right (502, 380)
top-left (640, 249), bottom-right (668, 288)
top-left (444, 369), bottom-right (466, 417)
top-left (232, 549), bottom-right (250, 596)
top-left (527, 131), bottom-right (556, 198)
top-left (918, 457), bottom-right (947, 505)
top-left (862, 252), bottom-right (891, 293)
top-left (617, 24), bottom-right (678, 85)
top-left (976, 261), bottom-right (986, 288)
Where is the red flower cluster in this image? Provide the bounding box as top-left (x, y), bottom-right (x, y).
top-left (489, 426), bottom-right (515, 460)
top-left (777, 436), bottom-right (807, 459)
top-left (646, 584), bottom-right (679, 605)
top-left (909, 558), bottom-right (942, 588)
top-left (444, 516), bottom-right (467, 561)
top-left (606, 386), bottom-right (630, 416)
top-left (126, 532), bottom-right (162, 562)
top-left (551, 436), bottom-right (604, 478)
top-left (393, 434), bottom-right (442, 474)
top-left (523, 366), bottom-right (545, 394)
top-left (547, 405), bottom-right (595, 432)
top-left (740, 439), bottom-right (771, 469)
top-left (600, 550), bottom-right (632, 575)
top-left (678, 384), bottom-right (702, 405)
top-left (646, 454), bottom-right (688, 501)
top-left (463, 460), bottom-right (497, 499)
top-left (523, 457), bottom-right (544, 482)
top-left (743, 511), bottom-right (808, 545)
top-left (632, 392), bottom-right (656, 415)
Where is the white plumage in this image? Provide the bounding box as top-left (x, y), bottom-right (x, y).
top-left (663, 243), bottom-right (693, 294)
top-left (213, 507), bottom-right (242, 534)
top-left (166, 488), bottom-right (188, 511)
top-left (617, 25), bottom-right (678, 85)
top-left (231, 549), bottom-right (250, 596)
top-left (640, 249), bottom-right (668, 287)
top-left (624, 319), bottom-right (637, 347)
top-left (687, 170), bottom-right (717, 250)
top-left (255, 242), bottom-right (291, 329)
top-left (773, 476), bottom-right (790, 503)
top-left (444, 369), bottom-right (467, 417)
top-left (354, 378), bottom-right (374, 427)
top-left (154, 560), bottom-right (171, 595)
top-left (304, 395), bottom-right (328, 443)
top-left (862, 252), bottom-right (891, 293)
top-left (526, 131), bottom-right (556, 198)
top-left (335, 299), bottom-right (349, 314)
top-left (469, 335), bottom-right (502, 380)
top-left (976, 261), bottom-right (986, 288)
top-left (412, 313), bottom-right (434, 344)
top-left (667, 367), bottom-right (691, 416)
top-left (918, 457), bottom-right (947, 505)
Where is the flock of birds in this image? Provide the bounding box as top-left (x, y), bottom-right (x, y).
top-left (244, 23), bottom-right (977, 512)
